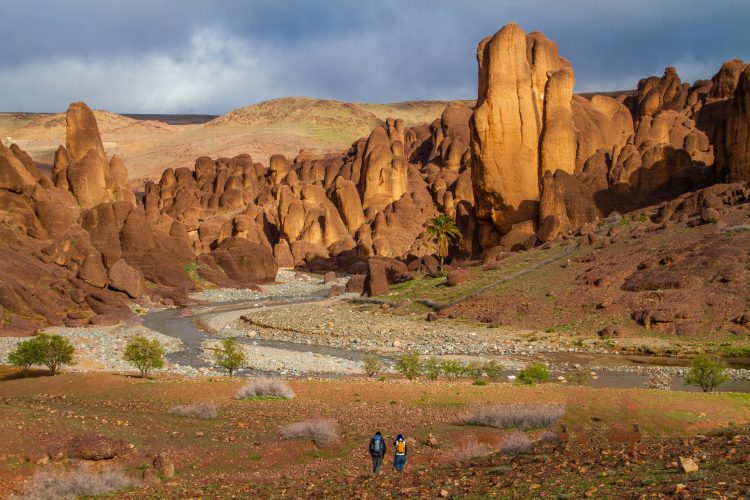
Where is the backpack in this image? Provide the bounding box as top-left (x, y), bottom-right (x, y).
top-left (372, 436), bottom-right (383, 454)
top-left (396, 439), bottom-right (406, 454)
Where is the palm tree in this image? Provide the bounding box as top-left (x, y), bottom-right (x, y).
top-left (425, 214), bottom-right (462, 266)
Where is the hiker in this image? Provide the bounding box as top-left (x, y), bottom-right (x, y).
top-left (393, 434), bottom-right (408, 471)
top-left (369, 431), bottom-right (386, 474)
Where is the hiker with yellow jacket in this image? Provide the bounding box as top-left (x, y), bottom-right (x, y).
top-left (393, 434), bottom-right (408, 471)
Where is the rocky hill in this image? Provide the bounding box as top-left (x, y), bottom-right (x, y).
top-left (0, 22), bottom-right (748, 338)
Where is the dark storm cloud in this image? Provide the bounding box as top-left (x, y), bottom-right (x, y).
top-left (0, 0), bottom-right (747, 113)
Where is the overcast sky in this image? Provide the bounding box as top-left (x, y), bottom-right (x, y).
top-left (1, 0), bottom-right (747, 114)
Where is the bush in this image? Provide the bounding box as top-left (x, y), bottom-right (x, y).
top-left (440, 359), bottom-right (465, 381)
top-left (539, 429), bottom-right (561, 445)
top-left (422, 356), bottom-right (442, 381)
top-left (452, 439), bottom-right (495, 462)
top-left (8, 338), bottom-right (44, 371)
top-left (9, 334), bottom-right (75, 375)
top-left (517, 363), bottom-right (550, 385)
top-left (170, 402), bottom-right (218, 418)
top-left (213, 338), bottom-right (246, 377)
top-left (280, 419), bottom-right (338, 446)
top-left (483, 360), bottom-right (505, 381)
top-left (235, 376), bottom-right (295, 399)
top-left (498, 431), bottom-right (532, 454)
top-left (462, 404), bottom-right (565, 430)
top-left (685, 354), bottom-right (728, 393)
top-left (395, 351), bottom-right (421, 380)
top-left (465, 362), bottom-right (484, 381)
top-left (124, 336), bottom-right (165, 378)
top-left (363, 354), bottom-right (384, 377)
top-left (20, 464), bottom-right (133, 499)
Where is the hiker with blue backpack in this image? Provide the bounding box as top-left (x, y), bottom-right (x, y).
top-left (393, 434), bottom-right (408, 471)
top-left (368, 431), bottom-right (386, 474)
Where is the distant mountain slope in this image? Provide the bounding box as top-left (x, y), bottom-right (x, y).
top-left (206, 96), bottom-right (470, 145)
top-left (0, 96), bottom-right (469, 183)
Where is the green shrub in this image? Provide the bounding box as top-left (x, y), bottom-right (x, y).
top-left (363, 354), bottom-right (384, 378)
top-left (465, 362), bottom-right (484, 381)
top-left (213, 338), bottom-right (246, 377)
top-left (440, 359), bottom-right (465, 381)
top-left (473, 379), bottom-right (487, 386)
top-left (124, 336), bottom-right (165, 378)
top-left (421, 357), bottom-right (442, 381)
top-left (395, 351), bottom-right (421, 380)
top-left (483, 360), bottom-right (505, 381)
top-left (8, 338), bottom-right (44, 371)
top-left (9, 334), bottom-right (75, 375)
top-left (517, 363), bottom-right (550, 385)
top-left (685, 354), bottom-right (728, 393)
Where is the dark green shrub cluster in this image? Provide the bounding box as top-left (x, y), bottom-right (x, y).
top-left (517, 363), bottom-right (550, 385)
top-left (393, 353), bottom-right (505, 382)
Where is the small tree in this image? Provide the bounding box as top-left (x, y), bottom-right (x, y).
top-left (124, 336), bottom-right (164, 378)
top-left (31, 334), bottom-right (75, 375)
top-left (213, 338), bottom-right (246, 377)
top-left (363, 354), bottom-right (384, 378)
top-left (425, 214), bottom-right (462, 266)
top-left (422, 356), bottom-right (442, 381)
top-left (395, 351), bottom-right (421, 380)
top-left (8, 338), bottom-right (44, 372)
top-left (441, 359), bottom-right (465, 381)
top-left (517, 363), bottom-right (550, 385)
top-left (685, 354), bottom-right (728, 393)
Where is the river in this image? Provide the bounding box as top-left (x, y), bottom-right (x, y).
top-left (142, 280), bottom-right (750, 393)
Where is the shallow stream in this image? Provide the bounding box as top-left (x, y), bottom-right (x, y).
top-left (143, 288), bottom-right (750, 393)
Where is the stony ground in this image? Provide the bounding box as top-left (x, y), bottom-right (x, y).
top-left (0, 372), bottom-right (748, 499)
top-left (0, 324), bottom-right (182, 373)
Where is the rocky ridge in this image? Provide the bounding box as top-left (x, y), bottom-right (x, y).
top-left (1, 22), bottom-right (749, 336)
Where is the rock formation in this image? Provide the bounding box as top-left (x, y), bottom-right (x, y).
top-left (470, 23), bottom-right (574, 243)
top-left (2, 21), bottom-right (750, 330)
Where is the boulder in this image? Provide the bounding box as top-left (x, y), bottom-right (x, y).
top-left (345, 274), bottom-right (366, 294)
top-left (153, 453), bottom-right (175, 478)
top-left (211, 237), bottom-right (277, 284)
top-left (66, 434), bottom-right (124, 461)
top-left (0, 143), bottom-right (38, 193)
top-left (323, 271), bottom-right (337, 283)
top-left (108, 259), bottom-right (145, 299)
top-left (407, 255), bottom-right (440, 276)
top-left (78, 254), bottom-right (109, 288)
top-left (677, 456), bottom-right (699, 473)
top-left (364, 259), bottom-right (390, 296)
top-left (446, 269), bottom-right (470, 287)
top-left (273, 241), bottom-right (295, 269)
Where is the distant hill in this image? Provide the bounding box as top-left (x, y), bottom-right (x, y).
top-left (0, 96), bottom-right (474, 183)
top-left (206, 96), bottom-right (472, 146)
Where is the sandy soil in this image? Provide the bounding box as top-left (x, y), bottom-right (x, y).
top-left (0, 372), bottom-right (747, 498)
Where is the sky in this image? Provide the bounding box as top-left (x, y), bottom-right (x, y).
top-left (0, 0), bottom-right (748, 114)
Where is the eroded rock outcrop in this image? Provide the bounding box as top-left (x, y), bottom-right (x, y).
top-left (471, 23), bottom-right (580, 247)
